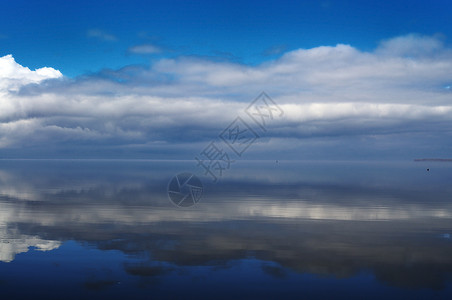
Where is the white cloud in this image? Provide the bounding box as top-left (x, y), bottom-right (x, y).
top-left (376, 34), bottom-right (445, 57)
top-left (86, 29), bottom-right (118, 41)
top-left (1, 34), bottom-right (452, 158)
top-left (0, 54), bottom-right (62, 93)
top-left (128, 44), bottom-right (162, 54)
top-left (263, 44), bottom-right (287, 56)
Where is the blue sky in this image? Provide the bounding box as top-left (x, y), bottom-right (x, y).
top-left (2, 0), bottom-right (452, 77)
top-left (1, 0), bottom-right (452, 159)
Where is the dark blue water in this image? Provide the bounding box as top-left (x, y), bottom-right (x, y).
top-left (0, 160), bottom-right (451, 299)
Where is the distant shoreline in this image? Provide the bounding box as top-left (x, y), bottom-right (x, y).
top-left (414, 158), bottom-right (452, 162)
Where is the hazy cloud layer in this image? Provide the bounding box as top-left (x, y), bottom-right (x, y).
top-left (1, 34), bottom-right (452, 158)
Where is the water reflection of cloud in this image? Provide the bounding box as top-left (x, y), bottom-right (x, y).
top-left (0, 225), bottom-right (60, 262)
top-left (0, 161), bottom-right (451, 289)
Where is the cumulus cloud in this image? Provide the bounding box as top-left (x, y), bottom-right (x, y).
top-left (0, 54), bottom-right (62, 93)
top-left (1, 34), bottom-right (452, 158)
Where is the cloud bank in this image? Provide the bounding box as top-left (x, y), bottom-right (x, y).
top-left (1, 34), bottom-right (452, 159)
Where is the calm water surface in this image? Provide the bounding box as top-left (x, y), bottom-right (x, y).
top-left (0, 160), bottom-right (451, 299)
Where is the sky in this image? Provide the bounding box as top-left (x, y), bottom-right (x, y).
top-left (1, 0), bottom-right (452, 159)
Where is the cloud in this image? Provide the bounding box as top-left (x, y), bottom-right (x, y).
top-left (128, 44), bottom-right (162, 54)
top-left (0, 54), bottom-right (62, 93)
top-left (262, 44), bottom-right (287, 56)
top-left (376, 34), bottom-right (445, 57)
top-left (87, 29), bottom-right (118, 41)
top-left (1, 34), bottom-right (452, 158)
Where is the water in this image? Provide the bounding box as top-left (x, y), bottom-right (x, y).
top-left (0, 160), bottom-right (451, 299)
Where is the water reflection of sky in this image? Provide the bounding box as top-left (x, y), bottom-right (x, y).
top-left (0, 160), bottom-right (451, 299)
